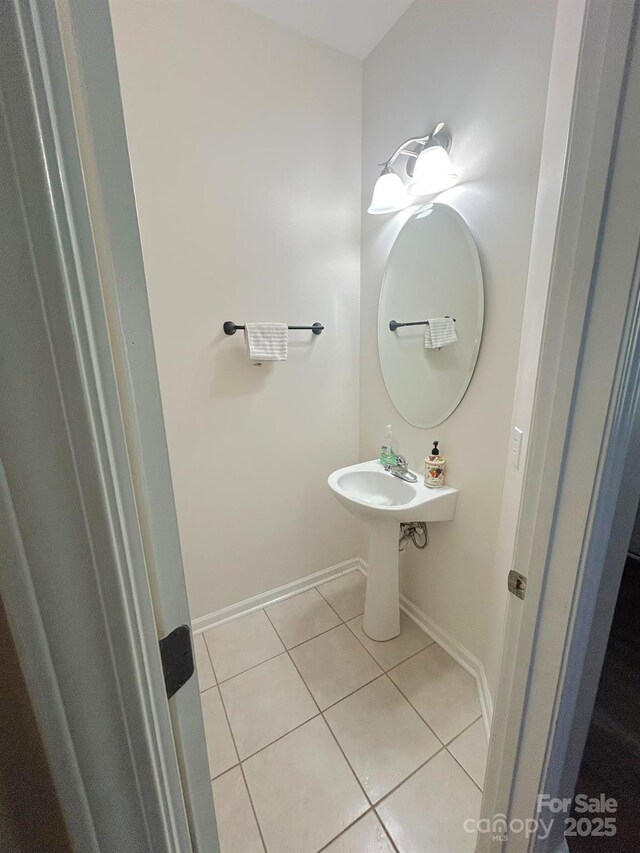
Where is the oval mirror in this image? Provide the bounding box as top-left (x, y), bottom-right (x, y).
top-left (377, 203), bottom-right (484, 428)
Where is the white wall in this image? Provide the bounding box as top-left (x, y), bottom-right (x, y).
top-left (110, 0), bottom-right (362, 619)
top-left (360, 0), bottom-right (557, 695)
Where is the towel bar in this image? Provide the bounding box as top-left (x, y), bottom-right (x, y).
top-left (223, 321), bottom-right (324, 336)
top-left (389, 317), bottom-right (456, 332)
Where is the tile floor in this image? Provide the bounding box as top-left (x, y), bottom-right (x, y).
top-left (196, 571), bottom-right (488, 853)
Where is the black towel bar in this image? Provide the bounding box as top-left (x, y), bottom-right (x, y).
top-left (389, 317), bottom-right (456, 332)
top-left (224, 321), bottom-right (324, 336)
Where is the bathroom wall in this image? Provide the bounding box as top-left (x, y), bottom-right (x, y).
top-left (109, 0), bottom-right (362, 619)
top-left (361, 0), bottom-right (557, 696)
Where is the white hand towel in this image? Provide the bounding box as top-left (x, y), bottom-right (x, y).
top-left (424, 317), bottom-right (457, 349)
top-left (244, 323), bottom-right (288, 362)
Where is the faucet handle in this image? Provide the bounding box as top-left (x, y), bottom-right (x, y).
top-left (395, 455), bottom-right (407, 469)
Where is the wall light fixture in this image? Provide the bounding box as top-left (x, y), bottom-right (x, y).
top-left (367, 122), bottom-right (457, 215)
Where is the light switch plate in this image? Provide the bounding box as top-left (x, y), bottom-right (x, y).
top-left (512, 427), bottom-right (524, 469)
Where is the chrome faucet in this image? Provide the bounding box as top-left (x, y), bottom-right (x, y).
top-left (384, 455), bottom-right (418, 483)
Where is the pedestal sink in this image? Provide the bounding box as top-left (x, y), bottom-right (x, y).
top-left (328, 460), bottom-right (458, 641)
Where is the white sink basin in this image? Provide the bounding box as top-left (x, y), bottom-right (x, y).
top-left (328, 460), bottom-right (458, 523)
top-left (328, 460), bottom-right (458, 641)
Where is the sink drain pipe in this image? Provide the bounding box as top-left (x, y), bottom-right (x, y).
top-left (399, 522), bottom-right (429, 551)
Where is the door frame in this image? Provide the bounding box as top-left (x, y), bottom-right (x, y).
top-left (3, 0), bottom-right (639, 851)
top-left (0, 1), bottom-right (216, 850)
top-left (481, 0), bottom-right (640, 850)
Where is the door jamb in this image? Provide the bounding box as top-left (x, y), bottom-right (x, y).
top-left (481, 0), bottom-right (639, 849)
top-left (0, 1), bottom-right (208, 849)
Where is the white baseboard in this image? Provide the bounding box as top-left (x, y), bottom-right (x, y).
top-left (399, 590), bottom-right (494, 739)
top-left (356, 562), bottom-right (494, 738)
top-left (191, 557), bottom-right (362, 634)
top-left (192, 557), bottom-right (493, 738)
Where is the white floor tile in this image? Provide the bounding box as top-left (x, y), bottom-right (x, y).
top-left (203, 611), bottom-right (285, 682)
top-left (194, 634), bottom-right (216, 691)
top-left (212, 766), bottom-right (264, 853)
top-left (347, 613), bottom-right (433, 671)
top-left (377, 750), bottom-right (481, 853)
top-left (325, 676), bottom-right (440, 803)
top-left (243, 716), bottom-right (368, 853)
top-left (290, 625), bottom-right (382, 710)
top-left (448, 718), bottom-right (487, 789)
top-left (389, 644), bottom-right (481, 743)
top-left (266, 589), bottom-right (341, 648)
top-left (318, 572), bottom-right (367, 621)
top-left (323, 812), bottom-right (395, 852)
top-left (201, 687), bottom-right (238, 779)
top-left (219, 653), bottom-right (317, 759)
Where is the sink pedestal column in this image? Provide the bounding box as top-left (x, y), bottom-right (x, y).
top-left (363, 521), bottom-right (400, 641)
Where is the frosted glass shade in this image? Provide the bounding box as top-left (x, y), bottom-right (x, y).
top-left (368, 169), bottom-right (411, 215)
top-left (408, 145), bottom-right (458, 196)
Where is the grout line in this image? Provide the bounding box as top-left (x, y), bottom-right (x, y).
top-left (198, 631), bottom-right (430, 700)
top-left (320, 671), bottom-right (387, 715)
top-left (349, 627), bottom-right (435, 676)
top-left (274, 620), bottom-right (345, 655)
top-left (210, 686), bottom-right (239, 772)
top-left (263, 607), bottom-right (323, 714)
top-left (446, 746), bottom-right (484, 794)
top-left (194, 563), bottom-right (364, 635)
top-left (214, 673), bottom-right (268, 852)
top-left (322, 706), bottom-right (373, 806)
top-left (237, 761), bottom-right (268, 853)
top-left (318, 807), bottom-right (403, 853)
top-left (207, 599), bottom-right (360, 688)
top-left (210, 609), bottom-right (393, 779)
top-left (208, 647), bottom-right (287, 686)
top-left (263, 608), bottom-right (374, 812)
top-left (207, 681), bottom-right (483, 784)
top-left (217, 654), bottom-right (382, 765)
top-left (235, 712), bottom-right (322, 764)
top-left (314, 807), bottom-right (400, 853)
top-left (380, 817), bottom-right (400, 853)
top-left (214, 610), bottom-right (323, 765)
top-left (263, 601), bottom-right (447, 789)
top-left (263, 586), bottom-right (344, 641)
top-left (384, 641), bottom-right (436, 677)
top-left (445, 714), bottom-right (483, 747)
top-left (385, 653), bottom-right (483, 750)
top-left (199, 631), bottom-right (219, 686)
top-left (205, 667), bottom-right (472, 775)
top-left (338, 623), bottom-right (393, 675)
top-left (384, 675), bottom-right (443, 747)
top-left (315, 809), bottom-right (373, 852)
top-left (373, 745), bottom-right (447, 810)
top-left (204, 586), bottom-right (484, 852)
top-left (315, 573), bottom-right (365, 623)
top-left (307, 585), bottom-right (345, 624)
top-left (314, 807), bottom-right (401, 853)
top-left (210, 592), bottom-right (471, 725)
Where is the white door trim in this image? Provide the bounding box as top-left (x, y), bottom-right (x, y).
top-left (1, 1), bottom-right (216, 849)
top-left (481, 0), bottom-right (639, 849)
top-left (50, 1), bottom-right (219, 846)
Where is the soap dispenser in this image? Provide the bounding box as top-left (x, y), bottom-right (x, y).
top-left (380, 425), bottom-right (395, 467)
top-left (425, 441), bottom-right (446, 488)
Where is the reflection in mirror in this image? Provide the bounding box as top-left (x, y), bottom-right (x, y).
top-left (377, 203), bottom-right (484, 428)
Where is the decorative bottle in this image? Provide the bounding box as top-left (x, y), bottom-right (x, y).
top-left (425, 441), bottom-right (446, 488)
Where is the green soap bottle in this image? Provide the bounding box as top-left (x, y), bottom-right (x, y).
top-left (380, 424), bottom-right (395, 466)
